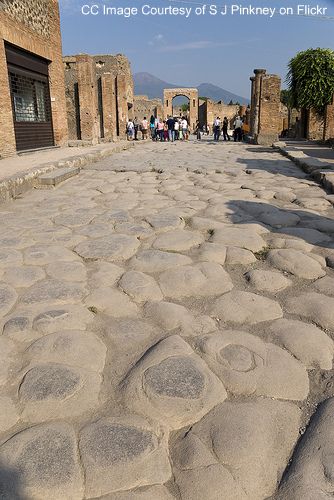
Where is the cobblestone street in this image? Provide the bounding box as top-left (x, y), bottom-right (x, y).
top-left (1, 139), bottom-right (334, 499)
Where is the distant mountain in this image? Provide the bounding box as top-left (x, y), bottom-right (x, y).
top-left (134, 72), bottom-right (250, 104)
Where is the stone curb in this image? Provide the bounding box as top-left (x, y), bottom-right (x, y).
top-left (0, 141), bottom-right (135, 204)
top-left (273, 142), bottom-right (334, 194)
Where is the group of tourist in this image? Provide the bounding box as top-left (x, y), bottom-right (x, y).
top-left (126, 114), bottom-right (245, 142)
top-left (126, 115), bottom-right (190, 142)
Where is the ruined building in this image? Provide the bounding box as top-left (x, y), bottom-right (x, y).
top-left (63, 54), bottom-right (134, 143)
top-left (134, 95), bottom-right (163, 121)
top-left (199, 99), bottom-right (244, 129)
top-left (0, 0), bottom-right (68, 158)
top-left (249, 69), bottom-right (281, 145)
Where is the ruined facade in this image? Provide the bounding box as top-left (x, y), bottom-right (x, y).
top-left (133, 95), bottom-right (163, 121)
top-left (199, 99), bottom-right (242, 129)
top-left (296, 98), bottom-right (334, 142)
top-left (63, 54), bottom-right (134, 143)
top-left (249, 69), bottom-right (281, 145)
top-left (0, 0), bottom-right (68, 158)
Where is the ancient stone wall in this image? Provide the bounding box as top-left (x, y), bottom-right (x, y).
top-left (63, 53), bottom-right (134, 142)
top-left (134, 95), bottom-right (163, 121)
top-left (324, 95), bottom-right (334, 142)
top-left (0, 0), bottom-right (68, 158)
top-left (249, 69), bottom-right (281, 145)
top-left (164, 88), bottom-right (198, 130)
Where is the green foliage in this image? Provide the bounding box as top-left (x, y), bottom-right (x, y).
top-left (280, 89), bottom-right (293, 108)
top-left (199, 96), bottom-right (208, 100)
top-left (181, 103), bottom-right (190, 112)
top-left (287, 48), bottom-right (334, 115)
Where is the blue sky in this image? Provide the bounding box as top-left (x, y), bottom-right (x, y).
top-left (59, 0), bottom-right (334, 99)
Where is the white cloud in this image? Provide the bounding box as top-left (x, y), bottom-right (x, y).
top-left (157, 40), bottom-right (236, 52)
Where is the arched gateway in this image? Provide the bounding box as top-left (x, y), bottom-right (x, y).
top-left (163, 88), bottom-right (198, 130)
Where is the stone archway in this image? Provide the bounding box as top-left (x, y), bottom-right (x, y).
top-left (164, 88), bottom-right (198, 130)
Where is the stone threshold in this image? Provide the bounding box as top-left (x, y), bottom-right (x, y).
top-left (273, 141), bottom-right (334, 194)
top-left (0, 141), bottom-right (136, 204)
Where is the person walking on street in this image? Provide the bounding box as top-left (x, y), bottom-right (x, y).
top-left (157, 119), bottom-right (164, 141)
top-left (133, 117), bottom-right (139, 141)
top-left (213, 117), bottom-right (221, 141)
top-left (150, 115), bottom-right (156, 140)
top-left (141, 117), bottom-right (148, 140)
top-left (222, 116), bottom-right (230, 141)
top-left (174, 118), bottom-right (179, 140)
top-left (126, 119), bottom-right (134, 141)
top-left (167, 115), bottom-right (175, 142)
top-left (195, 120), bottom-right (201, 140)
top-left (234, 115), bottom-right (243, 142)
top-left (181, 117), bottom-right (188, 140)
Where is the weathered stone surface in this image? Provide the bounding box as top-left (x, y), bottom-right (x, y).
top-left (212, 227), bottom-right (266, 252)
top-left (129, 250), bottom-right (191, 273)
top-left (195, 242), bottom-right (227, 264)
top-left (285, 292), bottom-right (334, 331)
top-left (79, 416), bottom-right (171, 497)
top-left (313, 276), bottom-right (334, 296)
top-left (159, 262), bottom-right (233, 299)
top-left (89, 261), bottom-right (124, 287)
top-left (0, 283), bottom-right (18, 317)
top-left (74, 235), bottom-right (140, 261)
top-left (269, 318), bottom-right (333, 370)
top-left (122, 335), bottom-right (227, 430)
top-left (0, 422), bottom-right (84, 499)
top-left (25, 331), bottom-right (107, 372)
top-left (19, 363), bottom-right (101, 422)
top-left (144, 301), bottom-right (216, 337)
top-left (278, 398), bottom-right (334, 499)
top-left (245, 269), bottom-right (291, 292)
top-left (153, 229), bottom-right (204, 252)
top-left (53, 211), bottom-right (95, 227)
top-left (189, 216), bottom-right (226, 231)
top-left (265, 235), bottom-right (314, 252)
top-left (3, 266), bottom-right (45, 288)
top-left (21, 279), bottom-right (86, 305)
top-left (0, 396), bottom-right (19, 432)
top-left (119, 271), bottom-right (163, 302)
top-left (2, 314), bottom-right (34, 342)
top-left (146, 213), bottom-right (185, 232)
top-left (46, 261), bottom-right (87, 282)
top-left (104, 485), bottom-right (175, 499)
top-left (85, 287), bottom-right (138, 316)
top-left (32, 305), bottom-right (94, 334)
top-left (225, 246), bottom-right (257, 265)
top-left (173, 399), bottom-right (301, 500)
top-left (267, 249), bottom-right (325, 279)
top-left (23, 245), bottom-right (79, 265)
top-left (198, 330), bottom-right (309, 400)
top-left (211, 291), bottom-right (282, 324)
top-left (277, 227), bottom-right (332, 244)
top-left (0, 249), bottom-right (23, 267)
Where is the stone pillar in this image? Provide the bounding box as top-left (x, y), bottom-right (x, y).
top-left (116, 74), bottom-right (128, 139)
top-left (189, 93), bottom-right (198, 131)
top-left (0, 39), bottom-right (16, 158)
top-left (252, 69), bottom-right (266, 138)
top-left (257, 73), bottom-right (281, 145)
top-left (101, 73), bottom-right (117, 141)
top-left (76, 54), bottom-right (99, 144)
top-left (163, 90), bottom-right (173, 120)
top-left (324, 95), bottom-right (334, 141)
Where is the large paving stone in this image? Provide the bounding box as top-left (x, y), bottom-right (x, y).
top-left (32, 305), bottom-right (94, 334)
top-left (277, 227), bottom-right (332, 244)
top-left (2, 266), bottom-right (45, 288)
top-left (269, 318), bottom-right (334, 370)
top-left (144, 301), bottom-right (216, 337)
top-left (267, 248), bottom-right (325, 279)
top-left (105, 485), bottom-right (175, 499)
top-left (278, 398), bottom-right (334, 499)
top-left (0, 396), bottom-right (19, 432)
top-left (25, 330), bottom-right (107, 372)
top-left (23, 245), bottom-right (79, 265)
top-left (85, 287), bottom-right (139, 316)
top-left (146, 213), bottom-right (185, 232)
top-left (93, 209), bottom-right (133, 224)
top-left (21, 279), bottom-right (86, 305)
top-left (119, 271), bottom-right (163, 302)
top-left (173, 399), bottom-right (301, 500)
top-left (74, 235), bottom-right (140, 261)
top-left (129, 249), bottom-right (192, 273)
top-left (195, 242), bottom-right (227, 264)
top-left (79, 416), bottom-right (171, 497)
top-left (89, 261), bottom-right (124, 287)
top-left (0, 422), bottom-right (83, 499)
top-left (46, 261), bottom-right (87, 282)
top-left (19, 363), bottom-right (101, 422)
top-left (0, 283), bottom-right (18, 317)
top-left (313, 275), bottom-right (334, 296)
top-left (245, 269), bottom-right (291, 292)
top-left (285, 292), bottom-right (334, 330)
top-left (211, 227), bottom-right (266, 252)
top-left (198, 330), bottom-right (309, 400)
top-left (159, 262), bottom-right (233, 299)
top-left (0, 248), bottom-right (23, 267)
top-left (0, 338), bottom-right (18, 385)
top-left (265, 235), bottom-right (314, 252)
top-left (114, 222), bottom-right (153, 239)
top-left (211, 291), bottom-right (283, 324)
top-left (53, 211), bottom-right (96, 227)
top-left (122, 335), bottom-right (227, 430)
top-left (152, 229), bottom-right (204, 252)
top-left (225, 246), bottom-right (257, 265)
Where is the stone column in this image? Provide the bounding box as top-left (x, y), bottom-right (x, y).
top-left (76, 54), bottom-right (99, 144)
top-left (0, 39), bottom-right (16, 158)
top-left (163, 90), bottom-right (173, 120)
top-left (257, 73), bottom-right (281, 145)
top-left (189, 91), bottom-right (198, 131)
top-left (101, 73), bottom-right (117, 141)
top-left (252, 69), bottom-right (266, 138)
top-left (116, 74), bottom-right (128, 139)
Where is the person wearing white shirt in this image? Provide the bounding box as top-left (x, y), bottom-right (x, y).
top-left (213, 117), bottom-right (221, 141)
top-left (234, 116), bottom-right (243, 142)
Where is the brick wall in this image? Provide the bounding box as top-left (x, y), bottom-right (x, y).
top-left (0, 0), bottom-right (68, 158)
